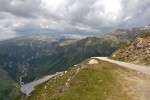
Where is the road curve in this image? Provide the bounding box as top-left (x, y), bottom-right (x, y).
top-left (93, 57), bottom-right (150, 75)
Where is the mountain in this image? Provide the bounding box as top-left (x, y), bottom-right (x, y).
top-left (0, 34), bottom-right (124, 84)
top-left (16, 35), bottom-right (124, 83)
top-left (0, 24), bottom-right (150, 99)
top-left (1, 24), bottom-right (150, 83)
top-left (27, 36), bottom-right (124, 79)
top-left (106, 24), bottom-right (150, 41)
top-left (0, 35), bottom-right (55, 82)
top-left (111, 32), bottom-right (150, 65)
top-left (0, 35), bottom-right (55, 99)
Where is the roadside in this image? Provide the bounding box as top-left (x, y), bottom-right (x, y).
top-left (94, 57), bottom-right (150, 100)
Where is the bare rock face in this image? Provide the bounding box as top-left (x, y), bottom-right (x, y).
top-left (146, 50), bottom-right (150, 54)
top-left (136, 38), bottom-right (143, 49)
top-left (111, 33), bottom-right (150, 65)
top-left (148, 42), bottom-right (150, 46)
top-left (88, 59), bottom-right (99, 64)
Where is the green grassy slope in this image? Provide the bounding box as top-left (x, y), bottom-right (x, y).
top-left (28, 59), bottom-right (133, 100)
top-left (0, 68), bottom-right (21, 100)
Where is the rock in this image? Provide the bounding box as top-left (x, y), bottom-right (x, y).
top-left (75, 68), bottom-right (80, 74)
top-left (65, 71), bottom-right (67, 74)
top-left (58, 87), bottom-right (63, 93)
top-left (65, 82), bottom-right (69, 87)
top-left (60, 73), bottom-right (63, 76)
top-left (54, 78), bottom-right (58, 83)
top-left (112, 54), bottom-right (116, 57)
top-left (148, 42), bottom-right (150, 46)
top-left (146, 50), bottom-right (150, 54)
top-left (88, 59), bottom-right (99, 64)
top-left (44, 86), bottom-right (47, 89)
top-left (136, 38), bottom-right (143, 49)
top-left (67, 78), bottom-right (71, 82)
top-left (137, 72), bottom-right (140, 74)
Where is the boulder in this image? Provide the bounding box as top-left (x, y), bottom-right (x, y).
top-left (88, 59), bottom-right (99, 64)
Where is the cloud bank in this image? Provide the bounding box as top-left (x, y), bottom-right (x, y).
top-left (0, 0), bottom-right (150, 40)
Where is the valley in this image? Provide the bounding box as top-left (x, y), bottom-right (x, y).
top-left (0, 0), bottom-right (150, 99)
top-left (0, 25), bottom-right (150, 100)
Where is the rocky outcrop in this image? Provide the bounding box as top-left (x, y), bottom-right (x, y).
top-left (111, 33), bottom-right (150, 65)
top-left (88, 59), bottom-right (99, 64)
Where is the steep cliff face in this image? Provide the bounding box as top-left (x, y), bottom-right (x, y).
top-left (111, 33), bottom-right (150, 65)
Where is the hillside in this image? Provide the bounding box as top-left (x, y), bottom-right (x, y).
top-left (28, 36), bottom-right (124, 78)
top-left (27, 58), bottom-right (150, 100)
top-left (0, 25), bottom-right (150, 99)
top-left (0, 25), bottom-right (150, 84)
top-left (108, 24), bottom-right (150, 40)
top-left (18, 25), bottom-right (150, 83)
top-left (0, 35), bottom-right (125, 83)
top-left (111, 32), bottom-right (150, 65)
top-left (0, 68), bottom-right (21, 100)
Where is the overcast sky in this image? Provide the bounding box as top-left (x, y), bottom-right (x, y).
top-left (0, 0), bottom-right (150, 40)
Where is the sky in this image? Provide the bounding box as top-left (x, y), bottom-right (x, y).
top-left (0, 0), bottom-right (150, 40)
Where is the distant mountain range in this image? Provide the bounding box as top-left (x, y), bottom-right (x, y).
top-left (0, 24), bottom-right (150, 100)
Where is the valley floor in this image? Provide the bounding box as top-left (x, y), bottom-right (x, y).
top-left (24, 58), bottom-right (150, 100)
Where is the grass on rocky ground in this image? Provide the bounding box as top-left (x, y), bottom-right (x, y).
top-left (28, 58), bottom-right (131, 100)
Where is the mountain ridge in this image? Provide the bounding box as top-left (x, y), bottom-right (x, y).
top-left (0, 24), bottom-right (150, 99)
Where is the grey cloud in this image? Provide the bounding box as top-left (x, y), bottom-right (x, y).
top-left (0, 0), bottom-right (150, 40)
top-left (0, 0), bottom-right (45, 18)
top-left (120, 0), bottom-right (150, 28)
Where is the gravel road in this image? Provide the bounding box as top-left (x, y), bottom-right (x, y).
top-left (93, 57), bottom-right (150, 75)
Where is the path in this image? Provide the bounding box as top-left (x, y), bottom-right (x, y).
top-left (93, 57), bottom-right (150, 75)
top-left (93, 57), bottom-right (150, 100)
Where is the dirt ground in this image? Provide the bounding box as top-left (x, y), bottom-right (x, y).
top-left (116, 68), bottom-right (150, 100)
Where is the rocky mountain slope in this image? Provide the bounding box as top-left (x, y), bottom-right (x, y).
top-left (111, 32), bottom-right (150, 65)
top-left (107, 24), bottom-right (150, 40)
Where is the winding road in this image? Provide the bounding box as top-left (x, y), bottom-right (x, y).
top-left (93, 57), bottom-right (150, 75)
